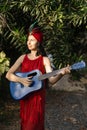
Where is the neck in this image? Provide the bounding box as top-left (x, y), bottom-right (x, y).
top-left (30, 50), bottom-right (37, 57)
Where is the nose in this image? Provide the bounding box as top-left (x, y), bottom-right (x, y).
top-left (27, 39), bottom-right (30, 45)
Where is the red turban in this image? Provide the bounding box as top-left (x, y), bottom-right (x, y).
top-left (29, 28), bottom-right (43, 43)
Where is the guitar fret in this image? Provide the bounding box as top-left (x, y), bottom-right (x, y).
top-left (38, 69), bottom-right (61, 80)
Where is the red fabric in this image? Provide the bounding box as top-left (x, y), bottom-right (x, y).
top-left (29, 28), bottom-right (43, 43)
top-left (20, 55), bottom-right (46, 130)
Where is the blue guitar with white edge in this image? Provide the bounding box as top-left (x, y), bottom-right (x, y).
top-left (10, 61), bottom-right (86, 100)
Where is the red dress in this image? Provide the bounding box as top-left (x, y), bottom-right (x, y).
top-left (20, 55), bottom-right (46, 130)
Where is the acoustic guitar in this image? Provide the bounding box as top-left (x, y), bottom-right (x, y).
top-left (10, 61), bottom-right (86, 100)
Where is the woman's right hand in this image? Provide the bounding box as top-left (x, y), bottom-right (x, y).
top-left (19, 76), bottom-right (33, 87)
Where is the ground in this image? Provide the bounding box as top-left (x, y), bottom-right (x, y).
top-left (0, 74), bottom-right (87, 130)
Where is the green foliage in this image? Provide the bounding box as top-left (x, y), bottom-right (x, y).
top-left (64, 0), bottom-right (87, 26)
top-left (0, 0), bottom-right (87, 68)
top-left (0, 51), bottom-right (10, 75)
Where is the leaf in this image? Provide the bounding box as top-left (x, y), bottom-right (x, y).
top-left (0, 51), bottom-right (10, 75)
top-left (0, 51), bottom-right (6, 58)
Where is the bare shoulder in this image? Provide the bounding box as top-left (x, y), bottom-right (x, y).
top-left (7, 54), bottom-right (26, 72)
top-left (17, 54), bottom-right (26, 62)
top-left (43, 56), bottom-right (53, 73)
top-left (19, 54), bottom-right (26, 59)
top-left (12, 54), bottom-right (26, 66)
top-left (43, 56), bottom-right (51, 66)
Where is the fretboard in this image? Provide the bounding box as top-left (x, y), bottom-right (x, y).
top-left (38, 69), bottom-right (61, 80)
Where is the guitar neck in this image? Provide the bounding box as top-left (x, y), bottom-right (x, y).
top-left (38, 69), bottom-right (63, 81)
top-left (38, 60), bottom-right (86, 81)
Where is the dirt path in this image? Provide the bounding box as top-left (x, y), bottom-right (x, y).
top-left (0, 90), bottom-right (87, 130)
top-left (45, 90), bottom-right (87, 130)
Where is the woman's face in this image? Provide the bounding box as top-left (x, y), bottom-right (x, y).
top-left (27, 34), bottom-right (39, 51)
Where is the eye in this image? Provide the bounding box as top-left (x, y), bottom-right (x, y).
top-left (31, 39), bottom-right (34, 41)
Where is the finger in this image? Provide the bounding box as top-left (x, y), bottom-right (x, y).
top-left (28, 76), bottom-right (33, 79)
top-left (25, 78), bottom-right (32, 82)
top-left (28, 79), bottom-right (32, 82)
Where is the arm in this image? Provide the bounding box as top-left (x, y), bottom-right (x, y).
top-left (6, 55), bottom-right (32, 87)
top-left (43, 57), bottom-right (70, 85)
top-left (6, 55), bottom-right (25, 82)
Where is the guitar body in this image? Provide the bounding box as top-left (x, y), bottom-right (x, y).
top-left (10, 69), bottom-right (43, 100)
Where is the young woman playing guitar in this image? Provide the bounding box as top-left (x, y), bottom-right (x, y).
top-left (6, 23), bottom-right (70, 130)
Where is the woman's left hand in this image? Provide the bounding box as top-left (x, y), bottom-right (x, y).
top-left (60, 65), bottom-right (70, 76)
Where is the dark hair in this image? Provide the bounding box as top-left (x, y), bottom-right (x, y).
top-left (36, 43), bottom-right (47, 56)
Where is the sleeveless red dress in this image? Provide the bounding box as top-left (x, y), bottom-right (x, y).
top-left (20, 55), bottom-right (46, 130)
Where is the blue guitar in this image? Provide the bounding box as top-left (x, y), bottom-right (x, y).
top-left (10, 61), bottom-right (86, 100)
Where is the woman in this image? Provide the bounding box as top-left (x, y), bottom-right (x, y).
top-left (6, 25), bottom-right (70, 130)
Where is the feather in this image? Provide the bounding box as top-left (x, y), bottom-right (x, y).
top-left (29, 21), bottom-right (38, 33)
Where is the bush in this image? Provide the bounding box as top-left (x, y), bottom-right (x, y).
top-left (0, 51), bottom-right (10, 77)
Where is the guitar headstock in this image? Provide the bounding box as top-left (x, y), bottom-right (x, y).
top-left (71, 61), bottom-right (86, 70)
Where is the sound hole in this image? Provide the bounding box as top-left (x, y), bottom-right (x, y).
top-left (27, 72), bottom-right (37, 87)
top-left (27, 72), bottom-right (37, 77)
